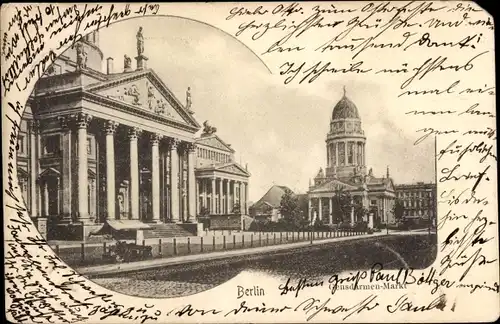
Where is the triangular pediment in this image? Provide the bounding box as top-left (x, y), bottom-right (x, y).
top-left (216, 163), bottom-right (250, 177)
top-left (85, 70), bottom-right (200, 129)
top-left (309, 179), bottom-right (357, 193)
top-left (196, 134), bottom-right (235, 153)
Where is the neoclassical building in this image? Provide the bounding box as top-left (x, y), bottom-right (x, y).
top-left (194, 123), bottom-right (250, 227)
top-left (16, 29), bottom-right (250, 239)
top-left (307, 88), bottom-right (396, 226)
top-left (395, 182), bottom-right (436, 220)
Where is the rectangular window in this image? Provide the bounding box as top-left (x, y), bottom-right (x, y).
top-left (371, 200), bottom-right (377, 205)
top-left (43, 135), bottom-right (60, 155)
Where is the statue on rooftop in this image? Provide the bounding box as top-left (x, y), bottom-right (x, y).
top-left (202, 120), bottom-right (217, 135)
top-left (186, 87), bottom-right (192, 110)
top-left (137, 27), bottom-right (144, 56)
top-left (124, 55), bottom-right (132, 69)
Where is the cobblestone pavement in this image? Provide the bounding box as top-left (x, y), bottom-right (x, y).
top-left (92, 278), bottom-right (217, 298)
top-left (91, 234), bottom-right (436, 298)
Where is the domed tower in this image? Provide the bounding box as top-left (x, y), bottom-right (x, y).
top-left (325, 87), bottom-right (367, 181)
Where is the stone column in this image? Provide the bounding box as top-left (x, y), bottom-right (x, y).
top-left (353, 141), bottom-right (357, 165)
top-left (345, 140), bottom-right (348, 166)
top-left (43, 181), bottom-right (49, 216)
top-left (231, 180), bottom-right (236, 213)
top-left (187, 143), bottom-right (196, 221)
top-left (326, 143), bottom-right (330, 167)
top-left (129, 127), bottom-right (141, 220)
top-left (170, 139), bottom-right (180, 222)
top-left (219, 178), bottom-right (223, 214)
top-left (29, 120), bottom-right (39, 216)
top-left (383, 197), bottom-right (386, 223)
top-left (235, 181), bottom-right (239, 206)
top-left (105, 121), bottom-right (118, 220)
top-left (76, 113), bottom-right (92, 221)
top-left (241, 182), bottom-right (246, 215)
top-left (36, 125), bottom-right (42, 217)
top-left (211, 178), bottom-right (216, 214)
top-left (362, 143), bottom-right (365, 165)
top-left (318, 197), bottom-right (322, 222)
top-left (196, 179), bottom-right (200, 215)
top-left (56, 177), bottom-right (61, 215)
top-left (202, 179), bottom-right (207, 211)
top-left (335, 142), bottom-right (339, 166)
top-left (329, 197), bottom-right (333, 224)
top-left (151, 134), bottom-right (162, 222)
top-left (244, 182), bottom-right (249, 215)
top-left (226, 179), bottom-right (230, 214)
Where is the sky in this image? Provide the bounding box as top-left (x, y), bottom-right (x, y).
top-left (97, 16), bottom-right (435, 202)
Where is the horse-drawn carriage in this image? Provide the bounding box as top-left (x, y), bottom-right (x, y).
top-left (90, 220), bottom-right (153, 263)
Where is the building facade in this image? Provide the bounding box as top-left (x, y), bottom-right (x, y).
top-left (16, 30), bottom-right (249, 240)
top-left (395, 182), bottom-right (437, 220)
top-left (194, 123), bottom-right (250, 226)
top-left (249, 185), bottom-right (293, 222)
top-left (307, 88), bottom-right (396, 226)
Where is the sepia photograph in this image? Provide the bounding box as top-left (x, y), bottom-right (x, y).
top-left (3, 2), bottom-right (497, 323)
top-left (18, 16), bottom-right (436, 298)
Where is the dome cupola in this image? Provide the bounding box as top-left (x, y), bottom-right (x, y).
top-left (331, 87), bottom-right (360, 120)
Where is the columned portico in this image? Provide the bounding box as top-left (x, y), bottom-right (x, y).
top-left (19, 28), bottom-right (217, 241)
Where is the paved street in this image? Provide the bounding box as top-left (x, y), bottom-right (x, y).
top-left (90, 233), bottom-right (436, 298)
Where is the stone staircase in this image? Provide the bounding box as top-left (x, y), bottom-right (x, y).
top-left (143, 223), bottom-right (195, 239)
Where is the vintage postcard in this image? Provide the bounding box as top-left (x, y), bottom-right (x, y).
top-left (2, 1), bottom-right (498, 323)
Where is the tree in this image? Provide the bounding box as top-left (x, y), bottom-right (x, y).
top-left (279, 189), bottom-right (305, 227)
top-left (392, 198), bottom-right (405, 222)
top-left (332, 186), bottom-right (352, 223)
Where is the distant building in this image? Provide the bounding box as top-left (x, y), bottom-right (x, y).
top-left (194, 124), bottom-right (250, 228)
top-left (250, 185), bottom-right (296, 222)
top-left (308, 88), bottom-right (396, 225)
top-left (395, 182), bottom-right (436, 220)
